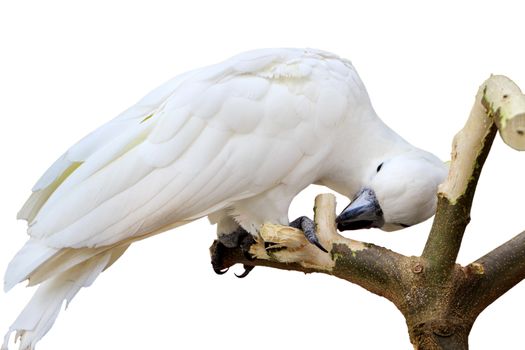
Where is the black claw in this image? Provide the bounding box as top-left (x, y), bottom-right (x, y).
top-left (235, 265), bottom-right (254, 278)
top-left (264, 241), bottom-right (286, 253)
top-left (214, 267), bottom-right (229, 275)
top-left (310, 238), bottom-right (328, 253)
top-left (290, 216), bottom-right (328, 253)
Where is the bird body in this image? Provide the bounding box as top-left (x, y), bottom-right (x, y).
top-left (2, 48), bottom-right (447, 350)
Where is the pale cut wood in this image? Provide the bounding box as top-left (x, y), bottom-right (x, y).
top-left (439, 75), bottom-right (525, 203)
top-left (484, 75), bottom-right (525, 151)
top-left (250, 194), bottom-right (365, 270)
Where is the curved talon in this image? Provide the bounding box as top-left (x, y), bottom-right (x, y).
top-left (213, 267), bottom-right (229, 275)
top-left (235, 265), bottom-right (254, 278)
top-left (310, 238), bottom-right (328, 253)
top-left (290, 216), bottom-right (329, 253)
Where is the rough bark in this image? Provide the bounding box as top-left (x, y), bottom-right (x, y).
top-left (209, 75), bottom-right (525, 349)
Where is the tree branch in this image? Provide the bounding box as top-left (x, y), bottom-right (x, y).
top-left (460, 230), bottom-right (525, 317)
top-left (211, 194), bottom-right (411, 306)
top-left (422, 75), bottom-right (525, 281)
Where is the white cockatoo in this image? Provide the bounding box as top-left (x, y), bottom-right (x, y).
top-left (2, 48), bottom-right (447, 350)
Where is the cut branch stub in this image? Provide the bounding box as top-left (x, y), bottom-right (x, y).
top-left (482, 75), bottom-right (525, 151)
top-left (439, 75), bottom-right (525, 203)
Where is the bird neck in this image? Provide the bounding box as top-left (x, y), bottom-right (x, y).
top-left (317, 108), bottom-right (414, 198)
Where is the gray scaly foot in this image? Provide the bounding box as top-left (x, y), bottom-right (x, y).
top-left (289, 216), bottom-right (328, 253)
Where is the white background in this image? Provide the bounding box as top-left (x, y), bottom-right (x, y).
top-left (1, 1), bottom-right (524, 349)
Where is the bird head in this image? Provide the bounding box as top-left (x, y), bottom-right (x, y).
top-left (336, 150), bottom-right (448, 232)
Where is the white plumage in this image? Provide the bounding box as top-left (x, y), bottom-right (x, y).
top-left (2, 48), bottom-right (447, 350)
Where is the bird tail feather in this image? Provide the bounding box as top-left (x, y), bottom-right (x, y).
top-left (2, 247), bottom-right (126, 350)
top-left (4, 240), bottom-right (58, 293)
top-left (2, 222), bottom-right (187, 350)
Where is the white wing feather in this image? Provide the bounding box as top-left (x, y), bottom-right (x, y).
top-left (17, 69), bottom-right (196, 223)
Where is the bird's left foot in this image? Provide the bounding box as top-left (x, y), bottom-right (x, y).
top-left (289, 216), bottom-right (328, 253)
top-left (211, 227), bottom-right (256, 278)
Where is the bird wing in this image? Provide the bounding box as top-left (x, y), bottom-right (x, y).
top-left (22, 48), bottom-right (363, 250)
top-left (18, 67), bottom-right (196, 223)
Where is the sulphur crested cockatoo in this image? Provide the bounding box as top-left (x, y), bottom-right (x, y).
top-left (2, 48), bottom-right (447, 350)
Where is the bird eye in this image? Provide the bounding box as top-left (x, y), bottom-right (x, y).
top-left (376, 162), bottom-right (383, 172)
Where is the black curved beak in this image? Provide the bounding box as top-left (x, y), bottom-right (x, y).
top-left (336, 188), bottom-right (385, 231)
